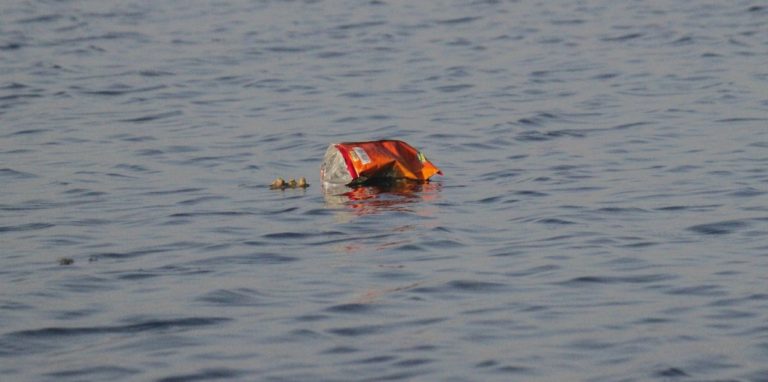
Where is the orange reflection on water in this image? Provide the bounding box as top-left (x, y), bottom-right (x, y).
top-left (323, 181), bottom-right (443, 255)
top-left (323, 181), bottom-right (442, 217)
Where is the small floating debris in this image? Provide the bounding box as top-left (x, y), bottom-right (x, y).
top-left (270, 177), bottom-right (310, 190)
top-left (58, 257), bottom-right (74, 266)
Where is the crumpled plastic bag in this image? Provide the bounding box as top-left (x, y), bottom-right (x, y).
top-left (320, 140), bottom-right (442, 185)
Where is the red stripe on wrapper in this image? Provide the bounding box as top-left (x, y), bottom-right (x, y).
top-left (335, 144), bottom-right (359, 180)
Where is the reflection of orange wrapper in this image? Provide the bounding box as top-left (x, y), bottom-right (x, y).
top-left (320, 140), bottom-right (442, 185)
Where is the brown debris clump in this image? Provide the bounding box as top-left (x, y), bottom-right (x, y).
top-left (270, 177), bottom-right (309, 190)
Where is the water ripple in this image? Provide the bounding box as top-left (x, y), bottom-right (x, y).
top-left (10, 317), bottom-right (230, 338)
top-left (688, 220), bottom-right (750, 235)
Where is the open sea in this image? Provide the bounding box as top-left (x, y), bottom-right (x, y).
top-left (2, 1), bottom-right (768, 381)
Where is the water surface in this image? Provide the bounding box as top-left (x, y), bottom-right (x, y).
top-left (2, 1), bottom-right (768, 381)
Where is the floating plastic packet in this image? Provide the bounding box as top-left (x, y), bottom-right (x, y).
top-left (320, 140), bottom-right (442, 185)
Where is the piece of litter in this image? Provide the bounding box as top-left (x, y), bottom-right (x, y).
top-left (320, 140), bottom-right (442, 186)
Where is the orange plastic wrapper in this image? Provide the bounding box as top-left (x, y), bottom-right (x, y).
top-left (320, 140), bottom-right (442, 185)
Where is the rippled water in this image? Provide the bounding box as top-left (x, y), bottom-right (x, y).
top-left (2, 1), bottom-right (768, 381)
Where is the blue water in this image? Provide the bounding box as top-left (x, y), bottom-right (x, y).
top-left (2, 1), bottom-right (768, 381)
